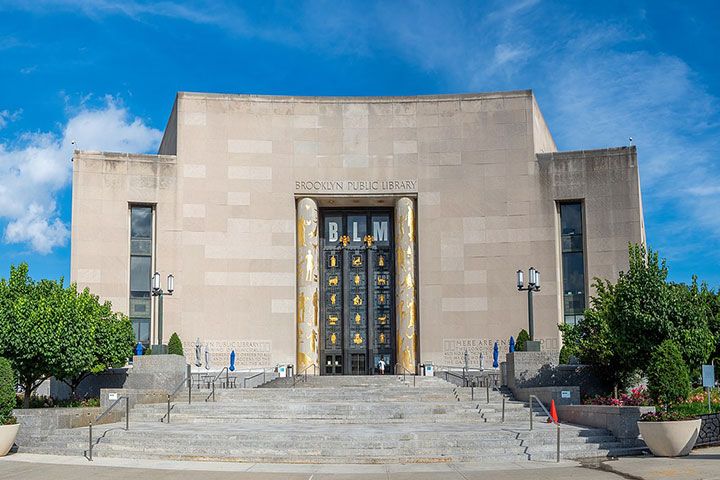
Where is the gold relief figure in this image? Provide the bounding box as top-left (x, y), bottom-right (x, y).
top-left (398, 214), bottom-right (406, 241)
top-left (328, 276), bottom-right (338, 286)
top-left (378, 315), bottom-right (387, 324)
top-left (353, 295), bottom-right (362, 306)
top-left (408, 299), bottom-right (416, 329)
top-left (354, 273), bottom-right (360, 285)
top-left (352, 256), bottom-right (362, 267)
top-left (353, 333), bottom-right (363, 344)
top-left (379, 294), bottom-right (385, 304)
top-left (304, 250), bottom-right (315, 281)
top-left (377, 277), bottom-right (386, 286)
top-left (339, 235), bottom-right (351, 247)
top-left (379, 255), bottom-right (385, 267)
top-left (330, 293), bottom-right (337, 305)
top-left (401, 273), bottom-right (414, 290)
top-left (297, 218), bottom-right (312, 247)
top-left (297, 291), bottom-right (305, 324)
top-left (398, 300), bottom-right (406, 321)
top-left (331, 333), bottom-right (337, 345)
top-left (311, 223), bottom-right (318, 240)
top-left (329, 315), bottom-right (338, 325)
top-left (407, 206), bottom-right (415, 242)
top-left (311, 329), bottom-right (318, 353)
top-left (400, 345), bottom-right (412, 369)
top-left (355, 312), bottom-right (361, 324)
top-left (312, 290), bottom-right (319, 327)
top-left (298, 352), bottom-right (314, 371)
top-left (330, 255), bottom-right (336, 267)
top-left (363, 234), bottom-right (374, 247)
top-left (396, 245), bottom-right (405, 269)
top-left (379, 333), bottom-right (385, 344)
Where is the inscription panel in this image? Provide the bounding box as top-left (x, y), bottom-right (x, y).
top-left (442, 337), bottom-right (559, 366)
top-left (183, 340), bottom-right (272, 368)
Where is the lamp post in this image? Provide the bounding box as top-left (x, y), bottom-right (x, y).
top-left (152, 272), bottom-right (174, 354)
top-left (516, 267), bottom-right (541, 351)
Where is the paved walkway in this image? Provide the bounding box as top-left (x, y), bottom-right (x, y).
top-left (1, 447), bottom-right (719, 479)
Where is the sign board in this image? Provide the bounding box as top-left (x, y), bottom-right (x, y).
top-left (108, 393), bottom-right (118, 401)
top-left (702, 365), bottom-right (715, 388)
top-left (561, 391), bottom-right (571, 399)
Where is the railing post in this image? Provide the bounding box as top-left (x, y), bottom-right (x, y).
top-left (486, 386), bottom-right (489, 404)
top-left (413, 374), bottom-right (416, 387)
top-left (125, 397), bottom-right (129, 431)
top-left (502, 397), bottom-right (506, 423)
top-left (188, 375), bottom-right (192, 404)
top-left (529, 396), bottom-right (533, 431)
top-left (88, 422), bottom-right (93, 461)
top-left (167, 395), bottom-right (171, 423)
top-left (212, 380), bottom-right (216, 402)
top-left (556, 424), bottom-right (561, 463)
top-left (471, 385), bottom-right (474, 401)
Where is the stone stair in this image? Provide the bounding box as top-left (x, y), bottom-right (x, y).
top-left (18, 374), bottom-right (632, 463)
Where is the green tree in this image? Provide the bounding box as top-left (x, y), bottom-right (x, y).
top-left (0, 357), bottom-right (15, 424)
top-left (559, 278), bottom-right (634, 394)
top-left (515, 329), bottom-right (530, 352)
top-left (646, 340), bottom-right (691, 407)
top-left (168, 333), bottom-right (183, 356)
top-left (0, 263), bottom-right (134, 407)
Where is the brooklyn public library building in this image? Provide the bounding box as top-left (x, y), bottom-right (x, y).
top-left (70, 90), bottom-right (645, 375)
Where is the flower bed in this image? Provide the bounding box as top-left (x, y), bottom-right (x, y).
top-left (15, 395), bottom-right (100, 409)
top-left (640, 411), bottom-right (695, 422)
top-left (583, 386), bottom-right (653, 407)
top-left (674, 389), bottom-right (720, 416)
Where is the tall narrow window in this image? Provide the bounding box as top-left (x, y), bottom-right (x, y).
top-left (129, 205), bottom-right (153, 344)
top-left (560, 203), bottom-right (585, 325)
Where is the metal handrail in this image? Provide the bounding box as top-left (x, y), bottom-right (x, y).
top-left (88, 396), bottom-right (128, 461)
top-left (243, 369), bottom-right (269, 388)
top-left (161, 375), bottom-right (191, 423)
top-left (293, 363), bottom-right (318, 388)
top-left (528, 395), bottom-right (561, 463)
top-left (205, 367), bottom-right (230, 402)
top-left (442, 369), bottom-right (469, 387)
top-left (394, 364), bottom-right (416, 386)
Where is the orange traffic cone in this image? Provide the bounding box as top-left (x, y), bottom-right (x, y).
top-left (550, 399), bottom-right (559, 423)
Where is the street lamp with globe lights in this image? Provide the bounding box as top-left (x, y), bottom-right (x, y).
top-left (516, 267), bottom-right (541, 351)
top-left (152, 272), bottom-right (174, 354)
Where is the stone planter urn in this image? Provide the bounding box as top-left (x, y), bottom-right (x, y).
top-left (638, 419), bottom-right (701, 457)
top-left (0, 423), bottom-right (19, 456)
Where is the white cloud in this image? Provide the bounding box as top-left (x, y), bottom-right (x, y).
top-left (0, 97), bottom-right (162, 253)
top-left (0, 109), bottom-right (21, 130)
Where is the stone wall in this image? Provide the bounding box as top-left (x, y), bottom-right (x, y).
top-left (697, 412), bottom-right (720, 446)
top-left (13, 407), bottom-right (123, 448)
top-left (556, 405), bottom-right (654, 448)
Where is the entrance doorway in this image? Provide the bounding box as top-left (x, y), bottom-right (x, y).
top-left (320, 209), bottom-right (395, 375)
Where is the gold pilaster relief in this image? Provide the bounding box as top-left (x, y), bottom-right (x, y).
top-left (395, 197), bottom-right (417, 372)
top-left (296, 197), bottom-right (319, 374)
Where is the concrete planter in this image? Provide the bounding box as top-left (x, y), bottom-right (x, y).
top-left (638, 419), bottom-right (701, 457)
top-left (0, 423), bottom-right (19, 456)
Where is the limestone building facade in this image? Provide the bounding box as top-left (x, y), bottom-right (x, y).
top-left (70, 90), bottom-right (645, 374)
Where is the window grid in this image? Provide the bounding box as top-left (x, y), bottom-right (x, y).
top-left (130, 205), bottom-right (153, 345)
top-left (560, 202), bottom-right (586, 325)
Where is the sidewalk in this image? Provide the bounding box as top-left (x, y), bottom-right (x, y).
top-left (0, 447), bottom-right (718, 479)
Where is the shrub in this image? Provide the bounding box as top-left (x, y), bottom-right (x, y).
top-left (168, 333), bottom-right (183, 356)
top-left (559, 344), bottom-right (572, 364)
top-left (0, 357), bottom-right (16, 424)
top-left (646, 340), bottom-right (691, 408)
top-left (515, 329), bottom-right (530, 352)
top-left (582, 386), bottom-right (653, 406)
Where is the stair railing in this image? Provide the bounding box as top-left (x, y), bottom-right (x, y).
top-left (394, 364), bottom-right (416, 387)
top-left (293, 363), bottom-right (318, 388)
top-left (88, 395), bottom-right (129, 461)
top-left (441, 369), bottom-right (469, 387)
top-left (528, 395), bottom-right (561, 463)
top-left (243, 369), bottom-right (267, 388)
top-left (204, 367), bottom-right (230, 402)
top-left (161, 375), bottom-right (192, 423)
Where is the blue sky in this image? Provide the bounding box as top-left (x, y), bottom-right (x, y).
top-left (0, 0), bottom-right (719, 287)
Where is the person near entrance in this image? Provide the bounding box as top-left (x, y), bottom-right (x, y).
top-left (378, 358), bottom-right (386, 375)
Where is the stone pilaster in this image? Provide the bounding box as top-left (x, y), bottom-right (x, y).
top-left (296, 198), bottom-right (320, 374)
top-left (395, 197), bottom-right (417, 373)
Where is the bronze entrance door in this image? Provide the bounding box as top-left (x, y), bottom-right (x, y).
top-left (320, 210), bottom-right (395, 375)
